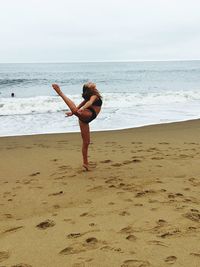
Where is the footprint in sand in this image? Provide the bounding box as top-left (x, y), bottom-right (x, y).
top-left (53, 204), bottom-right (60, 209)
top-left (108, 184), bottom-right (117, 188)
top-left (188, 177), bottom-right (200, 187)
top-left (4, 213), bottom-right (13, 219)
top-left (151, 157), bottom-right (164, 160)
top-left (126, 235), bottom-right (137, 241)
top-left (147, 240), bottom-right (168, 247)
top-left (107, 141), bottom-right (117, 144)
top-left (135, 190), bottom-right (155, 198)
top-left (174, 175), bottom-right (186, 178)
top-left (183, 187), bottom-right (190, 191)
top-left (132, 159), bottom-right (141, 163)
top-left (134, 203), bottom-right (143, 206)
top-left (190, 252), bottom-right (200, 257)
top-left (53, 175), bottom-right (66, 180)
top-left (80, 213), bottom-right (97, 220)
top-left (187, 226), bottom-right (197, 232)
top-left (67, 233), bottom-right (82, 239)
top-left (80, 212), bottom-right (89, 217)
top-left (59, 165), bottom-right (71, 170)
top-left (84, 199), bottom-right (92, 204)
top-left (100, 159), bottom-right (112, 163)
top-left (111, 163), bottom-right (122, 167)
top-left (36, 219), bottom-right (55, 229)
top-left (147, 147), bottom-right (159, 152)
top-left (156, 165), bottom-right (163, 168)
top-left (0, 251), bottom-right (10, 262)
top-left (158, 229), bottom-right (180, 238)
top-left (51, 158), bottom-right (58, 162)
top-left (89, 223), bottom-right (96, 227)
top-left (119, 226), bottom-right (134, 234)
top-left (156, 219), bottom-right (167, 227)
top-left (87, 186), bottom-right (103, 192)
top-left (83, 237), bottom-right (98, 248)
top-left (122, 160), bottom-right (132, 165)
top-left (48, 191), bottom-right (63, 196)
top-left (2, 226), bottom-right (24, 235)
top-left (121, 259), bottom-right (150, 267)
top-left (117, 182), bottom-right (126, 187)
top-left (105, 177), bottom-right (121, 184)
top-left (59, 237), bottom-right (100, 255)
top-left (119, 211), bottom-right (130, 216)
top-left (183, 210), bottom-right (200, 222)
top-left (164, 256), bottom-right (177, 264)
top-left (100, 245), bottom-right (123, 253)
top-left (29, 172), bottom-right (40, 177)
top-left (68, 227), bottom-right (98, 236)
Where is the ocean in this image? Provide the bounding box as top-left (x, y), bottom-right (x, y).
top-left (0, 61), bottom-right (200, 136)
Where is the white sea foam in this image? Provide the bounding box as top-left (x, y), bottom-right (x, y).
top-left (0, 95), bottom-right (79, 116)
top-left (1, 91), bottom-right (200, 136)
top-left (1, 90), bottom-right (200, 116)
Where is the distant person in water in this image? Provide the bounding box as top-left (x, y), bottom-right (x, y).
top-left (52, 82), bottom-right (102, 171)
top-left (11, 93), bottom-right (15, 97)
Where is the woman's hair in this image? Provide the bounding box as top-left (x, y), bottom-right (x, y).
top-left (82, 82), bottom-right (102, 101)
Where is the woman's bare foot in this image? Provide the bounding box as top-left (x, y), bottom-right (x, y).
top-left (52, 84), bottom-right (62, 95)
top-left (83, 164), bottom-right (89, 171)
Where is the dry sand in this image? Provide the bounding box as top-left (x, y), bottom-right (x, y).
top-left (0, 119), bottom-right (200, 267)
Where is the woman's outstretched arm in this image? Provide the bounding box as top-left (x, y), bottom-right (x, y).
top-left (66, 100), bottom-right (87, 116)
top-left (77, 100), bottom-right (87, 109)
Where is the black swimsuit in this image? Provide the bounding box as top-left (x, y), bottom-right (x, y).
top-left (80, 98), bottom-right (102, 124)
top-left (93, 98), bottom-right (102, 107)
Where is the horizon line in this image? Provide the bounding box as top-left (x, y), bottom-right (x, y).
top-left (0, 59), bottom-right (200, 64)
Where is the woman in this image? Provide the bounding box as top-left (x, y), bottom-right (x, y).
top-left (52, 82), bottom-right (102, 171)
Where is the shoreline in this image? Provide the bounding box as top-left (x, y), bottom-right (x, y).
top-left (1, 117), bottom-right (200, 139)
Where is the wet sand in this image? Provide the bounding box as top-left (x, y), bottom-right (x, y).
top-left (0, 119), bottom-right (200, 267)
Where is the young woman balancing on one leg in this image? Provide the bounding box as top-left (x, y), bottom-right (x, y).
top-left (52, 82), bottom-right (102, 171)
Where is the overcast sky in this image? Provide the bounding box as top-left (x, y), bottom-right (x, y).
top-left (0, 0), bottom-right (200, 63)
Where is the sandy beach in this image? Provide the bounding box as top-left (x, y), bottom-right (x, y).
top-left (0, 119), bottom-right (200, 267)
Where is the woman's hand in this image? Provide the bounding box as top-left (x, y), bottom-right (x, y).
top-left (52, 84), bottom-right (62, 95)
top-left (65, 111), bottom-right (73, 117)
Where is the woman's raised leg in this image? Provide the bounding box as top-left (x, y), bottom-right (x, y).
top-left (52, 84), bottom-right (92, 121)
top-left (79, 120), bottom-right (90, 171)
top-left (52, 84), bottom-right (78, 114)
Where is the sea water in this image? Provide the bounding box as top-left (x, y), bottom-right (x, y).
top-left (0, 61), bottom-right (200, 136)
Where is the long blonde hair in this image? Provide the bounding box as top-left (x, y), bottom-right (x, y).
top-left (82, 82), bottom-right (102, 101)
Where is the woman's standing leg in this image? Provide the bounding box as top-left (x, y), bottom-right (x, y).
top-left (79, 120), bottom-right (90, 171)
